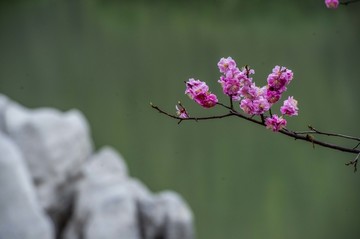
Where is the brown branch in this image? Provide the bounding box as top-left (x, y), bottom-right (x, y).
top-left (150, 102), bottom-right (235, 124)
top-left (280, 129), bottom-right (360, 154)
top-left (293, 126), bottom-right (360, 142)
top-left (340, 0), bottom-right (360, 5)
top-left (345, 153), bottom-right (360, 173)
top-left (151, 101), bottom-right (360, 172)
top-left (151, 102), bottom-right (360, 155)
top-left (353, 142), bottom-right (360, 150)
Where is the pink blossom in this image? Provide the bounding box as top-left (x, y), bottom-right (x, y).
top-left (218, 57), bottom-right (237, 74)
top-left (267, 66), bottom-right (293, 92)
top-left (241, 65), bottom-right (255, 78)
top-left (240, 96), bottom-right (271, 115)
top-left (218, 68), bottom-right (254, 101)
top-left (185, 78), bottom-right (218, 108)
top-left (239, 66), bottom-right (254, 86)
top-left (240, 98), bottom-right (255, 115)
top-left (240, 83), bottom-right (258, 100)
top-left (175, 104), bottom-right (189, 119)
top-left (218, 74), bottom-right (242, 101)
top-left (265, 89), bottom-right (282, 104)
top-left (265, 115), bottom-right (287, 132)
top-left (253, 96), bottom-right (271, 115)
top-left (185, 78), bottom-right (209, 99)
top-left (280, 96), bottom-right (299, 116)
top-left (325, 0), bottom-right (339, 8)
top-left (194, 93), bottom-right (218, 108)
top-left (217, 58), bottom-right (256, 101)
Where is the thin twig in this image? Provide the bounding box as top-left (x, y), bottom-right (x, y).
top-left (309, 126), bottom-right (360, 141)
top-left (353, 142), bottom-right (360, 150)
top-left (151, 102), bottom-right (235, 122)
top-left (345, 153), bottom-right (360, 173)
top-left (151, 102), bottom-right (360, 155)
top-left (260, 114), bottom-right (265, 124)
top-left (229, 97), bottom-right (234, 110)
top-left (340, 0), bottom-right (360, 5)
top-left (293, 126), bottom-right (360, 142)
top-left (281, 129), bottom-right (359, 154)
top-left (216, 102), bottom-right (235, 111)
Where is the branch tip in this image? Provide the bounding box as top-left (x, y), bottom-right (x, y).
top-left (345, 153), bottom-right (360, 173)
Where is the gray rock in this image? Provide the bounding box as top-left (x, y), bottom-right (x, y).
top-left (0, 95), bottom-right (195, 239)
top-left (81, 146), bottom-right (129, 182)
top-left (0, 132), bottom-right (54, 239)
top-left (3, 102), bottom-right (93, 210)
top-left (0, 94), bottom-right (9, 132)
top-left (63, 147), bottom-right (140, 239)
top-left (138, 191), bottom-right (195, 239)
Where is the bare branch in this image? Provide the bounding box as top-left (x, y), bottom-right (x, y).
top-left (340, 0), bottom-right (360, 5)
top-left (281, 129), bottom-right (360, 154)
top-left (353, 142), bottom-right (360, 150)
top-left (293, 126), bottom-right (360, 142)
top-left (150, 102), bottom-right (235, 123)
top-left (345, 153), bottom-right (360, 173)
top-left (151, 102), bottom-right (360, 156)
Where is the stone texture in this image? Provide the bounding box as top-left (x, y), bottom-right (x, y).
top-left (0, 95), bottom-right (195, 239)
top-left (0, 132), bottom-right (54, 239)
top-left (3, 101), bottom-right (93, 210)
top-left (64, 147), bottom-right (195, 239)
top-left (63, 147), bottom-right (140, 239)
top-left (138, 191), bottom-right (195, 239)
top-left (0, 94), bottom-right (9, 132)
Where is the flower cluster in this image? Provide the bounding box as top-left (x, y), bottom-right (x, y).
top-left (179, 57), bottom-right (299, 132)
top-left (265, 115), bottom-right (287, 132)
top-left (280, 96), bottom-right (298, 116)
top-left (185, 78), bottom-right (218, 108)
top-left (325, 0), bottom-right (339, 8)
top-left (217, 57), bottom-right (254, 101)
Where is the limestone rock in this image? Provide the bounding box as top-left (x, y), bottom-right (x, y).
top-left (0, 132), bottom-right (54, 239)
top-left (3, 102), bottom-right (93, 211)
top-left (0, 94), bottom-right (195, 239)
top-left (138, 191), bottom-right (195, 239)
top-left (0, 94), bottom-right (9, 132)
top-left (63, 147), bottom-right (140, 239)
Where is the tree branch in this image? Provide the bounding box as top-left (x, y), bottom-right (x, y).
top-left (293, 126), bottom-right (360, 142)
top-left (151, 101), bottom-right (360, 171)
top-left (340, 0), bottom-right (360, 5)
top-left (150, 102), bottom-right (235, 124)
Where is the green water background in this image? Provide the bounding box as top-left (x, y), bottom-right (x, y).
top-left (1, 0), bottom-right (360, 238)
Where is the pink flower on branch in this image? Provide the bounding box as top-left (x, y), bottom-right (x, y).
top-left (280, 96), bottom-right (299, 116)
top-left (265, 88), bottom-right (282, 104)
top-left (151, 56), bottom-right (360, 172)
top-left (218, 74), bottom-right (242, 101)
top-left (240, 83), bottom-right (259, 100)
top-left (253, 96), bottom-right (271, 115)
top-left (325, 0), bottom-right (339, 8)
top-left (265, 115), bottom-right (287, 132)
top-left (240, 98), bottom-right (255, 115)
top-left (185, 78), bottom-right (218, 108)
top-left (185, 78), bottom-right (209, 99)
top-left (240, 88), bottom-right (271, 115)
top-left (194, 92), bottom-right (218, 108)
top-left (267, 65), bottom-right (293, 93)
top-left (175, 103), bottom-right (189, 119)
top-left (217, 57), bottom-right (237, 74)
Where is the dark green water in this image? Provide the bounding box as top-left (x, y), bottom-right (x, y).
top-left (1, 1), bottom-right (360, 238)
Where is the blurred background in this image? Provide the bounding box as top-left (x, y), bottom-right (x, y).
top-left (1, 0), bottom-right (360, 238)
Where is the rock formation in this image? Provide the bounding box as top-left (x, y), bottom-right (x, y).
top-left (0, 94), bottom-right (194, 239)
